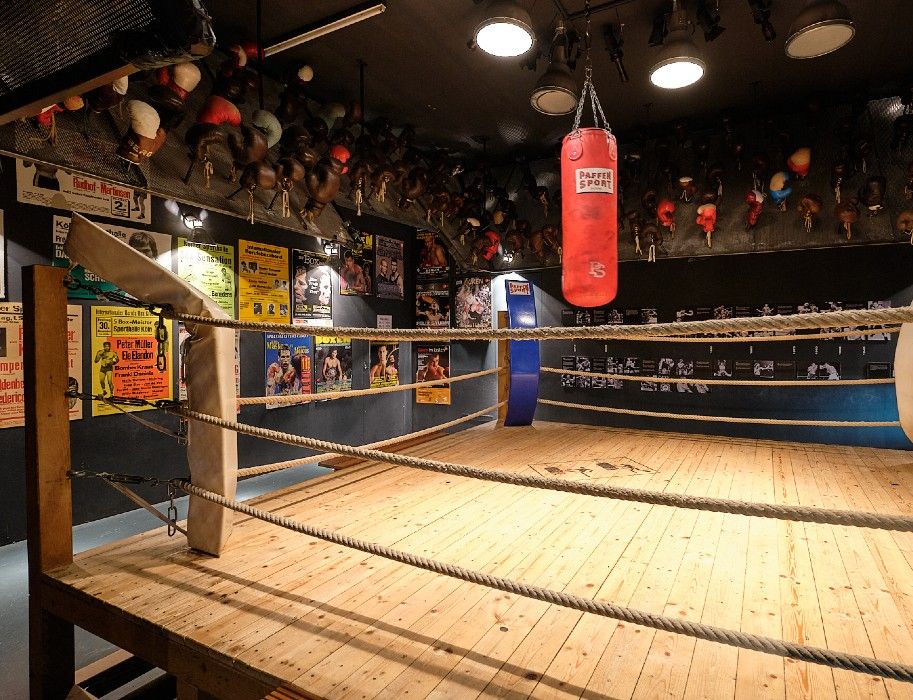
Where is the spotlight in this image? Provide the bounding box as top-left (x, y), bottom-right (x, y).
top-left (603, 23), bottom-right (630, 83)
top-left (323, 237), bottom-right (340, 257)
top-left (502, 250), bottom-right (514, 264)
top-left (747, 0), bottom-right (776, 41)
top-left (530, 21), bottom-right (579, 115)
top-left (695, 0), bottom-right (725, 42)
top-left (785, 0), bottom-right (855, 59)
top-left (650, 1), bottom-right (705, 90)
top-left (182, 212), bottom-right (204, 229)
top-left (474, 0), bottom-right (535, 57)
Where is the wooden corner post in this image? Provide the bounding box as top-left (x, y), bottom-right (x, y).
top-left (497, 310), bottom-right (509, 424)
top-left (23, 265), bottom-right (75, 699)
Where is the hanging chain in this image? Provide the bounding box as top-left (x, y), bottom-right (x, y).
top-left (155, 310), bottom-right (169, 373)
top-left (572, 0), bottom-right (610, 134)
top-left (166, 482), bottom-right (179, 537)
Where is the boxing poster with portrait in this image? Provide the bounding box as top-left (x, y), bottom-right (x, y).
top-left (17, 159), bottom-right (152, 223)
top-left (339, 234), bottom-right (373, 296)
top-left (263, 334), bottom-right (313, 409)
top-left (0, 303), bottom-right (82, 429)
top-left (314, 336), bottom-right (352, 393)
top-left (416, 283), bottom-right (451, 329)
top-left (375, 235), bottom-right (404, 300)
top-left (369, 342), bottom-right (400, 388)
top-left (89, 306), bottom-right (173, 417)
top-left (415, 344), bottom-right (450, 404)
top-left (454, 277), bottom-right (492, 329)
top-left (52, 215), bottom-right (172, 299)
top-left (238, 240), bottom-right (290, 323)
top-left (292, 249), bottom-right (333, 325)
top-left (416, 230), bottom-right (448, 280)
top-left (176, 238), bottom-right (235, 318)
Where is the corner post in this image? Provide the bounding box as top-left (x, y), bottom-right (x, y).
top-left (497, 311), bottom-right (509, 425)
top-left (23, 264), bottom-right (75, 699)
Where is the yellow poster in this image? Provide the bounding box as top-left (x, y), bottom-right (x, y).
top-left (239, 240), bottom-right (290, 323)
top-left (91, 306), bottom-right (173, 417)
top-left (0, 303), bottom-right (82, 428)
top-left (177, 238), bottom-right (236, 318)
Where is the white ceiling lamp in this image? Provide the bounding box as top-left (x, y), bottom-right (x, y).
top-left (785, 0), bottom-right (855, 59)
top-left (649, 0), bottom-right (705, 90)
top-left (474, 0), bottom-right (535, 57)
top-left (530, 21), bottom-right (578, 115)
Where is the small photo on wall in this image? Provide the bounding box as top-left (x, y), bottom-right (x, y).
top-left (752, 360), bottom-right (774, 379)
top-left (640, 358), bottom-right (658, 392)
top-left (866, 300), bottom-right (892, 341)
top-left (657, 357), bottom-right (675, 393)
top-left (641, 308), bottom-right (658, 324)
top-left (369, 342), bottom-right (400, 388)
top-left (799, 361), bottom-right (841, 380)
top-left (866, 362), bottom-right (892, 379)
top-left (575, 356), bottom-right (592, 389)
top-left (560, 356), bottom-right (577, 388)
top-left (713, 359), bottom-right (733, 377)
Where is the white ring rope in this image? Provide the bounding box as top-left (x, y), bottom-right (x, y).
top-left (237, 402), bottom-right (505, 478)
top-left (538, 398), bottom-right (901, 427)
top-left (242, 367), bottom-right (502, 406)
top-left (166, 304), bottom-right (911, 341)
top-left (177, 479), bottom-right (913, 683)
top-left (542, 367), bottom-right (896, 387)
top-left (169, 406), bottom-right (913, 530)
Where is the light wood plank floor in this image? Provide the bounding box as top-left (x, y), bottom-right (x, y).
top-left (50, 422), bottom-right (913, 699)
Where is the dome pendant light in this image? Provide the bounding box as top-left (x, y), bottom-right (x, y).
top-left (474, 0), bottom-right (535, 57)
top-left (531, 21), bottom-right (579, 115)
top-left (649, 0), bottom-right (705, 90)
top-left (785, 0), bottom-right (855, 59)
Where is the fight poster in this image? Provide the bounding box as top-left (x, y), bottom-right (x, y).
top-left (0, 209), bottom-right (5, 299)
top-left (370, 342), bottom-right (400, 388)
top-left (0, 303), bottom-right (82, 428)
top-left (176, 238), bottom-right (235, 318)
top-left (53, 215), bottom-right (172, 299)
top-left (416, 283), bottom-right (451, 329)
top-left (17, 159), bottom-right (152, 223)
top-left (339, 234), bottom-right (373, 296)
top-left (416, 230), bottom-right (449, 280)
top-left (292, 249), bottom-right (333, 325)
top-left (415, 344), bottom-right (450, 404)
top-left (314, 336), bottom-right (352, 393)
top-left (375, 235), bottom-right (404, 299)
top-left (264, 334), bottom-right (313, 409)
top-left (90, 306), bottom-right (173, 417)
top-left (238, 240), bottom-right (290, 323)
top-left (177, 323), bottom-right (240, 409)
top-left (454, 277), bottom-right (492, 329)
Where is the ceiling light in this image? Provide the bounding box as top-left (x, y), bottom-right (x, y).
top-left (650, 1), bottom-right (705, 90)
top-left (785, 0), bottom-right (855, 59)
top-left (531, 21), bottom-right (578, 115)
top-left (323, 237), bottom-right (340, 257)
top-left (475, 0), bottom-right (534, 57)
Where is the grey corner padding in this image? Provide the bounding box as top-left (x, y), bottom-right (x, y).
top-left (64, 212), bottom-right (238, 556)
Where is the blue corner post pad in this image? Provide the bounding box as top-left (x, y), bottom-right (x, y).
top-left (504, 279), bottom-right (540, 426)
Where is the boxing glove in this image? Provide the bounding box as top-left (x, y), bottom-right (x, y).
top-left (239, 161), bottom-right (277, 224)
top-left (370, 164), bottom-right (396, 202)
top-left (150, 61), bottom-right (201, 130)
top-left (399, 166), bottom-right (428, 209)
top-left (274, 156), bottom-right (306, 217)
top-left (279, 125), bottom-right (312, 155)
top-left (228, 125), bottom-right (269, 178)
top-left (183, 123), bottom-right (224, 185)
top-left (87, 76), bottom-right (128, 113)
top-left (117, 100), bottom-right (163, 164)
top-left (197, 95), bottom-right (241, 127)
top-left (251, 109), bottom-right (282, 149)
top-left (302, 147), bottom-right (349, 220)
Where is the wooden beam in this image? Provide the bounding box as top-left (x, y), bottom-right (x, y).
top-left (497, 310), bottom-right (509, 425)
top-left (24, 265), bottom-right (75, 699)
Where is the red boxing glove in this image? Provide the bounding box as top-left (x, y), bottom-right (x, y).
top-left (197, 95), bottom-right (242, 127)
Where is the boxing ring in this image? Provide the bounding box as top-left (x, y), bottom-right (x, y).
top-left (24, 216), bottom-right (913, 698)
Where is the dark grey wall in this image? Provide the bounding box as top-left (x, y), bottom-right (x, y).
top-left (0, 157), bottom-right (493, 544)
top-left (528, 245), bottom-right (913, 449)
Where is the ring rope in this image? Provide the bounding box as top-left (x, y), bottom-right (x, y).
top-left (612, 326), bottom-right (901, 343)
top-left (538, 398), bottom-right (901, 428)
top-left (176, 479), bottom-right (913, 683)
top-left (237, 402), bottom-right (505, 478)
top-left (542, 367), bottom-right (896, 387)
top-left (166, 304), bottom-right (911, 341)
top-left (170, 407), bottom-right (913, 531)
top-left (241, 367), bottom-right (502, 406)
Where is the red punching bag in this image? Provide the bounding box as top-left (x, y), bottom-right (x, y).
top-left (561, 127), bottom-right (619, 307)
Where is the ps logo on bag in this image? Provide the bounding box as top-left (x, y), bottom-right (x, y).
top-left (588, 261), bottom-right (606, 278)
top-left (575, 168), bottom-right (614, 194)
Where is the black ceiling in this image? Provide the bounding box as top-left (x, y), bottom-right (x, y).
top-left (207, 0), bottom-right (913, 157)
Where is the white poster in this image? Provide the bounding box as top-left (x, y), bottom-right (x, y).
top-left (17, 159), bottom-right (152, 223)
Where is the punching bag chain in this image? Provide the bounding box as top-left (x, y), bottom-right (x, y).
top-left (572, 0), bottom-right (609, 133)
